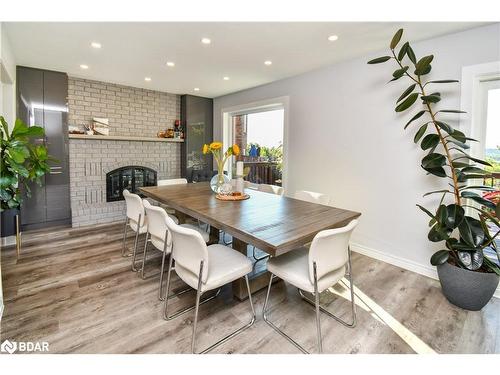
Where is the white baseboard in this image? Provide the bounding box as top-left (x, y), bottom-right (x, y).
top-left (350, 242), bottom-right (500, 300)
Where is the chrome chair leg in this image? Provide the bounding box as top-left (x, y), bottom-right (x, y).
top-left (191, 261), bottom-right (205, 354)
top-left (262, 273), bottom-right (309, 354)
top-left (140, 232), bottom-right (150, 279)
top-left (297, 247), bottom-right (357, 328)
top-left (163, 255), bottom-right (220, 321)
top-left (131, 214), bottom-right (142, 272)
top-left (121, 217), bottom-right (132, 257)
top-left (313, 262), bottom-right (322, 353)
top-left (192, 274), bottom-right (256, 354)
top-left (158, 231), bottom-right (170, 300)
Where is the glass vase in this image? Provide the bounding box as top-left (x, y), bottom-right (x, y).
top-left (210, 172), bottom-right (230, 193)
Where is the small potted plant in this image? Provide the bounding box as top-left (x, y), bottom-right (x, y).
top-left (368, 29), bottom-right (500, 310)
top-left (1, 117), bottom-right (51, 239)
top-left (202, 142), bottom-right (240, 193)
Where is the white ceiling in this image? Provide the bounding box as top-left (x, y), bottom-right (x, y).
top-left (4, 22), bottom-right (487, 98)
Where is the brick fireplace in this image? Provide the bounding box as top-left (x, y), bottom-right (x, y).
top-left (67, 77), bottom-right (181, 227)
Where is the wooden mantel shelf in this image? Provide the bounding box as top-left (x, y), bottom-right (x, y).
top-left (68, 134), bottom-right (184, 143)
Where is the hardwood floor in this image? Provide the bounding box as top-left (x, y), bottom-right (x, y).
top-left (1, 223), bottom-right (499, 354)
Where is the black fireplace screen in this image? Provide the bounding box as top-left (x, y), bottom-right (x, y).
top-left (106, 166), bottom-right (157, 202)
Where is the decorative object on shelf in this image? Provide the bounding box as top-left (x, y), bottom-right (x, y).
top-left (92, 117), bottom-right (109, 136)
top-left (215, 192), bottom-right (250, 201)
top-left (157, 130), bottom-right (166, 138)
top-left (1, 117), bottom-right (51, 256)
top-left (68, 125), bottom-right (85, 135)
top-left (368, 28), bottom-right (500, 310)
top-left (165, 128), bottom-right (175, 138)
top-left (203, 142), bottom-right (240, 193)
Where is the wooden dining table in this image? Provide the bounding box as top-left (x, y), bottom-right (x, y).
top-left (140, 182), bottom-right (361, 300)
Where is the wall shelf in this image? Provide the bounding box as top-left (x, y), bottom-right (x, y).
top-left (68, 134), bottom-right (184, 143)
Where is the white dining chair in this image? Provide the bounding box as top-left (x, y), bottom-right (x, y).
top-left (262, 219), bottom-right (358, 354)
top-left (142, 200), bottom-right (209, 299)
top-left (294, 190), bottom-right (330, 205)
top-left (244, 181), bottom-right (259, 190)
top-left (258, 183), bottom-right (284, 196)
top-left (157, 178), bottom-right (188, 186)
top-left (122, 189), bottom-right (148, 272)
top-left (163, 216), bottom-right (255, 354)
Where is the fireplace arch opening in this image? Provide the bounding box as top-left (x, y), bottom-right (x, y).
top-left (106, 166), bottom-right (157, 202)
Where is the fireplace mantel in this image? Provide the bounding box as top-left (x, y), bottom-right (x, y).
top-left (68, 134), bottom-right (184, 143)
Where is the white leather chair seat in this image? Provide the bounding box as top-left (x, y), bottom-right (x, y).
top-left (267, 247), bottom-right (345, 293)
top-left (176, 244), bottom-right (252, 292)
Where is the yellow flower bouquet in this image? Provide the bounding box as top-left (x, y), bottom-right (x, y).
top-left (202, 142), bottom-right (240, 193)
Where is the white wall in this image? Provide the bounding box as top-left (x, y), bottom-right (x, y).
top-left (0, 21), bottom-right (17, 320)
top-left (214, 24), bottom-right (500, 280)
top-left (0, 22), bottom-right (16, 128)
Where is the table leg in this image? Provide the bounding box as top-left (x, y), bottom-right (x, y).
top-left (208, 225), bottom-right (219, 245)
top-left (231, 237), bottom-right (278, 301)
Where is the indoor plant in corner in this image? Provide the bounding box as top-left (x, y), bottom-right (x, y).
top-left (0, 116), bottom-right (50, 239)
top-left (368, 29), bottom-right (500, 311)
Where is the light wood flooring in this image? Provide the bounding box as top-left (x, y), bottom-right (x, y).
top-left (1, 223), bottom-right (499, 354)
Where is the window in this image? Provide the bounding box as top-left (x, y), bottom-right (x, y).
top-left (231, 108), bottom-right (284, 185)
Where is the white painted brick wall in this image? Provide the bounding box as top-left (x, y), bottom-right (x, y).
top-left (67, 77), bottom-right (181, 227)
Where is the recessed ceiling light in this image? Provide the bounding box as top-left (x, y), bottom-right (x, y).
top-left (194, 87), bottom-right (200, 92)
top-left (264, 60), bottom-right (272, 66)
top-left (91, 42), bottom-right (102, 49)
top-left (223, 76), bottom-right (230, 81)
top-left (201, 38), bottom-right (211, 45)
top-left (80, 64), bottom-right (89, 70)
top-left (144, 77), bottom-right (152, 82)
top-left (166, 61), bottom-right (175, 67)
top-left (328, 35), bottom-right (339, 42)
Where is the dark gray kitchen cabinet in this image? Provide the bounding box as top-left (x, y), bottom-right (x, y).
top-left (180, 95), bottom-right (213, 181)
top-left (17, 66), bottom-right (71, 230)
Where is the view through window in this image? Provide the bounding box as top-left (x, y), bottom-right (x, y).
top-left (232, 109), bottom-right (284, 185)
top-left (485, 87), bottom-right (500, 188)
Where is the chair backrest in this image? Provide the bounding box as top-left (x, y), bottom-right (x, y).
top-left (166, 216), bottom-right (209, 283)
top-left (258, 184), bottom-right (284, 196)
top-left (157, 178), bottom-right (188, 186)
top-left (244, 181), bottom-right (259, 190)
top-left (143, 199), bottom-right (168, 245)
top-left (308, 220), bottom-right (358, 283)
top-left (123, 189), bottom-right (146, 226)
top-left (294, 190), bottom-right (330, 205)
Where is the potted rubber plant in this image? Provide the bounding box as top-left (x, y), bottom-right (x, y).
top-left (1, 116), bottom-right (50, 238)
top-left (368, 29), bottom-right (500, 310)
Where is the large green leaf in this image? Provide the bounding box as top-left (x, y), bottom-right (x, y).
top-left (422, 153), bottom-right (446, 168)
top-left (397, 84), bottom-right (417, 103)
top-left (404, 110), bottom-right (426, 129)
top-left (416, 204), bottom-right (435, 219)
top-left (426, 80), bottom-right (459, 85)
top-left (428, 224), bottom-right (452, 242)
top-left (415, 55), bottom-right (434, 75)
top-left (413, 123), bottom-right (428, 143)
top-left (407, 45), bottom-right (417, 64)
top-left (449, 129), bottom-right (466, 143)
top-left (367, 56), bottom-right (391, 64)
top-left (421, 134), bottom-right (440, 150)
top-left (397, 42), bottom-right (409, 60)
top-left (444, 204), bottom-right (465, 229)
top-left (437, 109), bottom-right (466, 114)
top-left (455, 155), bottom-right (492, 167)
top-left (395, 93), bottom-right (419, 112)
top-left (461, 191), bottom-right (497, 210)
top-left (434, 121), bottom-right (453, 134)
top-left (390, 29), bottom-right (404, 49)
top-left (430, 250), bottom-right (450, 266)
top-left (421, 94), bottom-right (441, 104)
top-left (392, 66), bottom-right (409, 79)
top-left (458, 216), bottom-right (485, 248)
